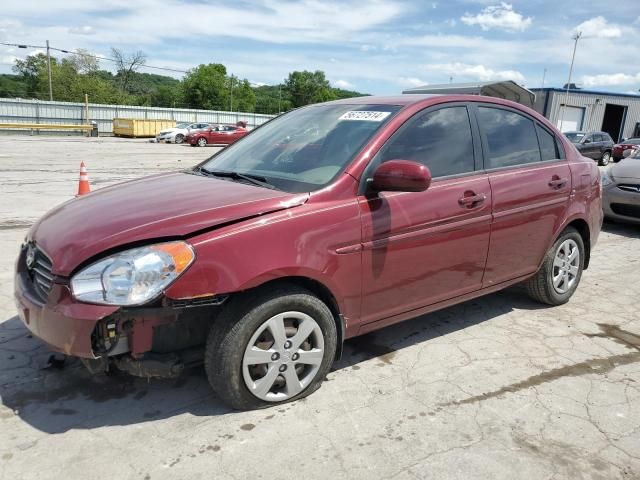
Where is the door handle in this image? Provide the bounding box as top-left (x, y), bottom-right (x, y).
top-left (458, 192), bottom-right (486, 208)
top-left (548, 177), bottom-right (568, 189)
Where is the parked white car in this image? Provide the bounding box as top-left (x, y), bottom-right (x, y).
top-left (156, 122), bottom-right (212, 144)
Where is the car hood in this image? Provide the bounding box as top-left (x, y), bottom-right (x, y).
top-left (30, 172), bottom-right (308, 276)
top-left (611, 159), bottom-right (640, 182)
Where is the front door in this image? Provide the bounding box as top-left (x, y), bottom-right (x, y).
top-left (358, 104), bottom-right (492, 327)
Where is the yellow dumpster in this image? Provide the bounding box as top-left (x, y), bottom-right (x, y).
top-left (113, 118), bottom-right (175, 138)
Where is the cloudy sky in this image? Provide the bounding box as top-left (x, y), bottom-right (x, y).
top-left (1, 0), bottom-right (639, 95)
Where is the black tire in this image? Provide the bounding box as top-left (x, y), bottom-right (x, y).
top-left (174, 134), bottom-right (184, 144)
top-left (599, 151), bottom-right (611, 166)
top-left (525, 226), bottom-right (584, 305)
top-left (205, 285), bottom-right (337, 410)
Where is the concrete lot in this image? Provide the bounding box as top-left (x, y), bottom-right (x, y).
top-left (0, 136), bottom-right (639, 480)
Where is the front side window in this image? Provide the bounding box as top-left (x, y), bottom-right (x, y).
top-left (376, 106), bottom-right (475, 178)
top-left (201, 104), bottom-right (400, 193)
top-left (478, 107), bottom-right (541, 168)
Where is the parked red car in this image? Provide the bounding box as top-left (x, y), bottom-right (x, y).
top-left (15, 95), bottom-right (602, 410)
top-left (612, 138), bottom-right (640, 161)
top-left (186, 124), bottom-right (248, 147)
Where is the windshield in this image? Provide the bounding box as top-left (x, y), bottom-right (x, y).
top-left (565, 133), bottom-right (585, 143)
top-left (623, 138), bottom-right (640, 145)
top-left (200, 104), bottom-right (401, 193)
top-left (176, 123), bottom-right (191, 129)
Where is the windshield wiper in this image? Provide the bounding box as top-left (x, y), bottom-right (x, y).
top-left (197, 167), bottom-right (277, 190)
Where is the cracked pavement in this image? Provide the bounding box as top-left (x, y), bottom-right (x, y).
top-left (0, 136), bottom-right (638, 480)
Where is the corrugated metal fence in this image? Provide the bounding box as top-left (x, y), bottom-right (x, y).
top-left (0, 98), bottom-right (275, 134)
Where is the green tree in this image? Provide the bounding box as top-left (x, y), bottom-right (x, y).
top-left (182, 63), bottom-right (228, 110)
top-left (226, 77), bottom-right (256, 112)
top-left (12, 53), bottom-right (50, 98)
top-left (284, 70), bottom-right (336, 108)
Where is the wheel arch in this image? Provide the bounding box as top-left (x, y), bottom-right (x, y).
top-left (232, 276), bottom-right (346, 360)
top-left (565, 218), bottom-right (591, 269)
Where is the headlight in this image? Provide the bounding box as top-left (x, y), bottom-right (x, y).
top-left (601, 169), bottom-right (614, 187)
top-left (71, 241), bottom-right (195, 306)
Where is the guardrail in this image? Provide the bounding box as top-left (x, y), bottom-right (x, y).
top-left (0, 123), bottom-right (93, 131)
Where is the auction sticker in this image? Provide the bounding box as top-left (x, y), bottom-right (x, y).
top-left (339, 111), bottom-right (391, 122)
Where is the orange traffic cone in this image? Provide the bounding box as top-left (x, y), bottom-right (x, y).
top-left (77, 161), bottom-right (91, 196)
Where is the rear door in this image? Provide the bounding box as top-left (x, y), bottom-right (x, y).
top-left (358, 103), bottom-right (492, 327)
top-left (474, 104), bottom-right (571, 286)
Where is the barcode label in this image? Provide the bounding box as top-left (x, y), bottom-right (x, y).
top-left (339, 111), bottom-right (391, 122)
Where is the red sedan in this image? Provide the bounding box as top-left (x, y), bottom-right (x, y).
top-left (186, 124), bottom-right (248, 147)
top-left (612, 138), bottom-right (640, 161)
top-left (15, 94), bottom-right (602, 410)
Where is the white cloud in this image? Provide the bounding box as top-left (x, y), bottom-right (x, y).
top-left (424, 62), bottom-right (525, 83)
top-left (397, 77), bottom-right (427, 88)
top-left (461, 3), bottom-right (532, 32)
top-left (333, 79), bottom-right (355, 89)
top-left (582, 72), bottom-right (640, 87)
top-left (573, 16), bottom-right (621, 39)
top-left (68, 25), bottom-right (95, 35)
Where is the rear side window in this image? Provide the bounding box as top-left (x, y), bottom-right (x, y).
top-left (378, 106), bottom-right (475, 177)
top-left (594, 134), bottom-right (604, 142)
top-left (478, 107), bottom-right (541, 168)
top-left (536, 125), bottom-right (559, 161)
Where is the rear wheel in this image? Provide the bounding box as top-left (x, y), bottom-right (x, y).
top-left (174, 133), bottom-right (184, 144)
top-left (197, 137), bottom-right (207, 147)
top-left (599, 151), bottom-right (611, 166)
top-left (525, 227), bottom-right (584, 305)
top-left (205, 286), bottom-right (337, 410)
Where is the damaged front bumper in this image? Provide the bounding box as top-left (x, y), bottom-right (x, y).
top-left (15, 248), bottom-right (227, 376)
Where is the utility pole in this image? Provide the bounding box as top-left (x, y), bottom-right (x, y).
top-left (46, 40), bottom-right (53, 101)
top-left (541, 68), bottom-right (547, 89)
top-left (559, 31), bottom-right (581, 132)
top-left (229, 76), bottom-right (233, 112)
top-left (278, 84), bottom-right (282, 114)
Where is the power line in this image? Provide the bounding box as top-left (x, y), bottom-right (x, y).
top-left (0, 41), bottom-right (190, 74)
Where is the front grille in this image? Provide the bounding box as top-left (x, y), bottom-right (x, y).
top-left (618, 184), bottom-right (640, 193)
top-left (29, 246), bottom-right (54, 300)
top-left (611, 203), bottom-right (640, 219)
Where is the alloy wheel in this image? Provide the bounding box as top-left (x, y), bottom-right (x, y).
top-left (552, 239), bottom-right (580, 294)
top-left (197, 137), bottom-right (207, 147)
top-left (242, 311), bottom-right (324, 402)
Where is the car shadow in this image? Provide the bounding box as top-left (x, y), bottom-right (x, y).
top-left (0, 287), bottom-right (546, 434)
top-left (601, 219), bottom-right (640, 239)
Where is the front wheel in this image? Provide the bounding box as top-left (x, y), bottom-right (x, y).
top-left (525, 226), bottom-right (584, 305)
top-left (197, 137), bottom-right (207, 147)
top-left (205, 286), bottom-right (337, 410)
top-left (174, 133), bottom-right (184, 144)
top-left (599, 151), bottom-right (611, 166)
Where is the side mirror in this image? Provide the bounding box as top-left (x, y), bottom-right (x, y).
top-left (583, 138), bottom-right (591, 144)
top-left (207, 128), bottom-right (213, 132)
top-left (370, 160), bottom-right (432, 193)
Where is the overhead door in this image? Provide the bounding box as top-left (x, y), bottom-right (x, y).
top-left (556, 106), bottom-right (584, 132)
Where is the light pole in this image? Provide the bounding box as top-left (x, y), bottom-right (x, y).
top-left (229, 76), bottom-right (233, 112)
top-left (559, 31), bottom-right (582, 132)
top-left (278, 83), bottom-right (282, 114)
top-left (46, 40), bottom-right (53, 101)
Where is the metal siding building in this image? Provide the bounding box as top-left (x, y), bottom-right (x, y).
top-left (403, 81), bottom-right (536, 108)
top-left (0, 97), bottom-right (275, 134)
top-left (531, 88), bottom-right (640, 142)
